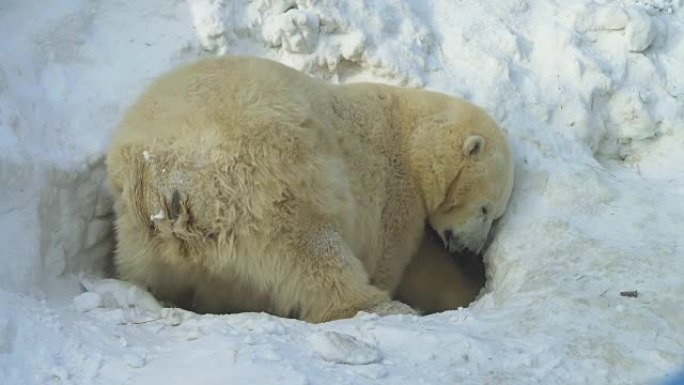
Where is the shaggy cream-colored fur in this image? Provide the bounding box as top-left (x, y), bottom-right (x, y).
top-left (107, 56), bottom-right (513, 323)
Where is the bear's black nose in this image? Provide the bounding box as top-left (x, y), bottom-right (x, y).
top-left (444, 230), bottom-right (474, 255)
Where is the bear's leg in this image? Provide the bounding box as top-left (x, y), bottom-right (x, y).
top-left (395, 230), bottom-right (485, 313)
top-left (269, 222), bottom-right (416, 323)
top-left (191, 271), bottom-right (274, 314)
top-left (114, 241), bottom-right (198, 309)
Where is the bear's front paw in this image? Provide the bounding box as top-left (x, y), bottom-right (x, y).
top-left (362, 300), bottom-right (419, 317)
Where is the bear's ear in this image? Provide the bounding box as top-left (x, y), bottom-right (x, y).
top-left (463, 135), bottom-right (485, 158)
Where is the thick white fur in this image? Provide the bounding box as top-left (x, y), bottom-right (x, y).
top-left (107, 56), bottom-right (513, 322)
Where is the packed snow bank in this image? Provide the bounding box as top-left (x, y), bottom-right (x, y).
top-left (1, 0), bottom-right (683, 384)
top-left (0, 0), bottom-right (199, 299)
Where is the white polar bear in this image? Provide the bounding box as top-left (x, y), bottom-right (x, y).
top-left (107, 56), bottom-right (514, 322)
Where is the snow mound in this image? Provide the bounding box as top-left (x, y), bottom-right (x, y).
top-left (309, 331), bottom-right (382, 365)
top-left (189, 0), bottom-right (435, 86)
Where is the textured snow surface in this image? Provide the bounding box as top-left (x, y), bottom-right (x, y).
top-left (1, 0), bottom-right (683, 384)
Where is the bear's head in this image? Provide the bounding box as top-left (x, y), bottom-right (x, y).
top-left (409, 102), bottom-right (514, 255)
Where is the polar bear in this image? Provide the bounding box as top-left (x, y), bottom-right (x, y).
top-left (396, 229), bottom-right (486, 313)
top-left (107, 56), bottom-right (514, 323)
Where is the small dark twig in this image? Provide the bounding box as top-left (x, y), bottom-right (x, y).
top-left (620, 290), bottom-right (638, 298)
top-left (584, 162), bottom-right (615, 178)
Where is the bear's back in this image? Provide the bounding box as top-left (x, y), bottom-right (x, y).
top-left (114, 57), bottom-right (327, 144)
top-left (107, 57), bottom-right (355, 265)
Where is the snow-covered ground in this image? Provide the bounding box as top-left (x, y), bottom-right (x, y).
top-left (1, 0), bottom-right (683, 383)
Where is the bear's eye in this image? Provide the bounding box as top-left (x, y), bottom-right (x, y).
top-left (481, 206), bottom-right (488, 216)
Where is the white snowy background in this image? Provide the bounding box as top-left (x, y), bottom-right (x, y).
top-left (1, 0), bottom-right (683, 384)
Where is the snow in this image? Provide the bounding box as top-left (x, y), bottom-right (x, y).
top-left (1, 0), bottom-right (683, 384)
top-left (309, 331), bottom-right (383, 365)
